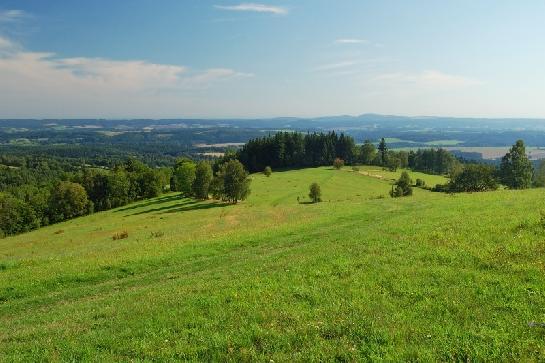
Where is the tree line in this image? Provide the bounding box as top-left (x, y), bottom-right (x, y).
top-left (0, 156), bottom-right (252, 237)
top-left (238, 132), bottom-right (460, 175)
top-left (432, 140), bottom-right (535, 193)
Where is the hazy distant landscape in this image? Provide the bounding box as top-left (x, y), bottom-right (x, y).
top-left (4, 114), bottom-right (545, 164)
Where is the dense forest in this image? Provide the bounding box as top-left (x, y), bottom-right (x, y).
top-left (238, 132), bottom-right (460, 175)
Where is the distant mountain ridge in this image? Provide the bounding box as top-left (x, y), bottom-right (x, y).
top-left (2, 114), bottom-right (545, 131)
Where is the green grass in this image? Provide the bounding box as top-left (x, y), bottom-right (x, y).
top-left (2, 167), bottom-right (545, 361)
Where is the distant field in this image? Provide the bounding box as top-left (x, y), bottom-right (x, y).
top-left (445, 146), bottom-right (545, 160)
top-left (2, 167), bottom-right (545, 360)
top-left (390, 146), bottom-right (545, 160)
top-left (385, 138), bottom-right (464, 146)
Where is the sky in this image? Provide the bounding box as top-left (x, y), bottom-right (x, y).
top-left (0, 0), bottom-right (544, 119)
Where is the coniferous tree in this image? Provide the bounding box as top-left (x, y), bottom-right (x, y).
top-left (378, 138), bottom-right (388, 166)
top-left (499, 140), bottom-right (533, 189)
top-left (390, 171), bottom-right (413, 197)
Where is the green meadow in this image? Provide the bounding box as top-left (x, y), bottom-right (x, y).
top-left (2, 166), bottom-right (545, 361)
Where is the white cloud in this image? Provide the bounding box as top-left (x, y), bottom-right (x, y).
top-left (374, 70), bottom-right (482, 88)
top-left (0, 36), bottom-right (13, 49)
top-left (0, 9), bottom-right (25, 22)
top-left (335, 38), bottom-right (368, 44)
top-left (0, 35), bottom-right (253, 117)
top-left (313, 61), bottom-right (357, 72)
top-left (214, 3), bottom-right (287, 14)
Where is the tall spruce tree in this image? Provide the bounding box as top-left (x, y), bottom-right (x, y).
top-left (499, 140), bottom-right (533, 189)
top-left (378, 138), bottom-right (388, 166)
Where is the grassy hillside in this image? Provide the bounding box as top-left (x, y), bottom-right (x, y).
top-left (2, 167), bottom-right (545, 361)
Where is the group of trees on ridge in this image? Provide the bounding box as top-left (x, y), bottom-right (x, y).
top-left (0, 156), bottom-right (251, 237)
top-left (238, 132), bottom-right (460, 175)
top-left (171, 158), bottom-right (251, 204)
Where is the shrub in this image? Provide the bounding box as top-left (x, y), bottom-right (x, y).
top-left (150, 231), bottom-right (165, 238)
top-left (448, 164), bottom-right (498, 192)
top-left (264, 166), bottom-right (272, 177)
top-left (415, 178), bottom-right (426, 187)
top-left (113, 231), bottom-right (129, 240)
top-left (333, 158), bottom-right (345, 170)
top-left (390, 171), bottom-right (413, 198)
top-left (309, 182), bottom-right (322, 203)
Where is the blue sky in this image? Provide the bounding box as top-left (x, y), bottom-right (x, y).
top-left (0, 1), bottom-right (544, 118)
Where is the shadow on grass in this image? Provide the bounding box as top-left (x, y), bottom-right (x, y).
top-left (129, 199), bottom-right (230, 215)
top-left (115, 194), bottom-right (181, 212)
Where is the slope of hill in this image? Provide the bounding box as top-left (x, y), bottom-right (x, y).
top-left (1, 167), bottom-right (545, 361)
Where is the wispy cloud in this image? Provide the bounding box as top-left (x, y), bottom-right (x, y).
top-left (313, 61), bottom-right (358, 72)
top-left (0, 9), bottom-right (26, 22)
top-left (0, 36), bottom-right (13, 49)
top-left (335, 38), bottom-right (368, 44)
top-left (0, 33), bottom-right (253, 117)
top-left (214, 3), bottom-right (287, 14)
top-left (374, 70), bottom-right (482, 88)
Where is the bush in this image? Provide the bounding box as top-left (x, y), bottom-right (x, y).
top-left (113, 231), bottom-right (129, 240)
top-left (415, 178), bottom-right (426, 187)
top-left (390, 171), bottom-right (413, 198)
top-left (333, 158), bottom-right (345, 170)
top-left (150, 231), bottom-right (164, 238)
top-left (264, 166), bottom-right (272, 177)
top-left (448, 164), bottom-right (498, 192)
top-left (309, 182), bottom-right (322, 203)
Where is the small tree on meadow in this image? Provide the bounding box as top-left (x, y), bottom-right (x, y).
top-left (333, 158), bottom-right (344, 170)
top-left (264, 166), bottom-right (272, 177)
top-left (390, 171), bottom-right (413, 198)
top-left (309, 182), bottom-right (322, 203)
top-left (213, 159), bottom-right (251, 204)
